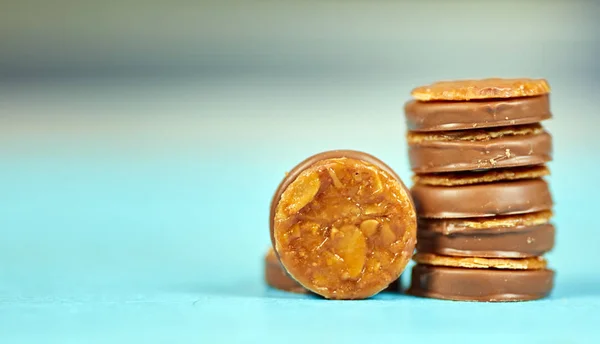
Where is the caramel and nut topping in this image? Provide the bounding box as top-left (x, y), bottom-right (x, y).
top-left (411, 78), bottom-right (551, 101)
top-left (273, 158), bottom-right (416, 299)
top-left (412, 165), bottom-right (550, 187)
top-left (406, 124), bottom-right (544, 143)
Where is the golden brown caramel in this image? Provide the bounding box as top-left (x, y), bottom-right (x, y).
top-left (407, 124), bottom-right (543, 143)
top-left (411, 78), bottom-right (551, 101)
top-left (272, 156), bottom-right (416, 299)
top-left (264, 248), bottom-right (402, 294)
top-left (413, 253), bottom-right (547, 270)
top-left (412, 165), bottom-right (550, 186)
top-left (418, 210), bottom-right (553, 234)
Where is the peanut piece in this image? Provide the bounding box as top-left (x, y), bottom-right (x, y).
top-left (285, 172), bottom-right (320, 215)
top-left (330, 227), bottom-right (340, 239)
top-left (327, 167), bottom-right (344, 189)
top-left (380, 223), bottom-right (396, 245)
top-left (360, 219), bottom-right (380, 237)
top-left (337, 225), bottom-right (367, 279)
top-left (363, 204), bottom-right (384, 215)
top-left (370, 169), bottom-right (383, 193)
top-left (342, 203), bottom-right (361, 217)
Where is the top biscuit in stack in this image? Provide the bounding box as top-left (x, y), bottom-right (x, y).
top-left (404, 77), bottom-right (554, 223)
top-left (405, 78), bottom-right (552, 173)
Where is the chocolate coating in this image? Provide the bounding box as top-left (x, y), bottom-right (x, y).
top-left (265, 250), bottom-right (308, 294)
top-left (411, 179), bottom-right (553, 218)
top-left (384, 279), bottom-right (400, 293)
top-left (417, 223), bottom-right (555, 258)
top-left (408, 264), bottom-right (554, 302)
top-left (404, 95), bottom-right (551, 132)
top-left (408, 131), bottom-right (552, 173)
top-left (269, 150), bottom-right (407, 247)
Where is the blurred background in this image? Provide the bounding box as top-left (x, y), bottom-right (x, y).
top-left (0, 0), bottom-right (599, 331)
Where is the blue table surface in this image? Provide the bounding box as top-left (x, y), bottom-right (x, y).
top-left (0, 79), bottom-right (598, 343)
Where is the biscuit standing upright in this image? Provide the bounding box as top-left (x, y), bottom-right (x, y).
top-left (269, 150), bottom-right (417, 299)
top-left (404, 78), bottom-right (555, 301)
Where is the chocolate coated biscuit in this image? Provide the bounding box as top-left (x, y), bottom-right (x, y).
top-left (270, 150), bottom-right (416, 299)
top-left (417, 223), bottom-right (555, 258)
top-left (411, 179), bottom-right (553, 218)
top-left (408, 264), bottom-right (554, 301)
top-left (407, 126), bottom-right (552, 173)
top-left (405, 95), bottom-right (551, 132)
top-left (412, 165), bottom-right (549, 186)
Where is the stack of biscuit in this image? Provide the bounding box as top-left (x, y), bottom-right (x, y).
top-left (404, 78), bottom-right (555, 301)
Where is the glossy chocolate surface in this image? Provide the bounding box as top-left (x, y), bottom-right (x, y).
top-left (408, 264), bottom-right (554, 302)
top-left (411, 179), bottom-right (553, 218)
top-left (404, 95), bottom-right (551, 132)
top-left (417, 223), bottom-right (555, 258)
top-left (408, 131), bottom-right (552, 173)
